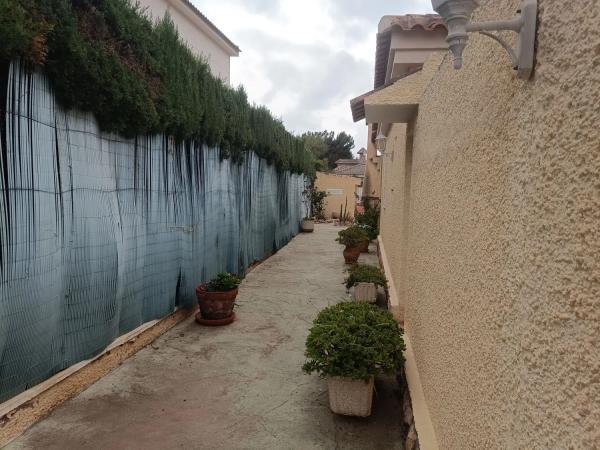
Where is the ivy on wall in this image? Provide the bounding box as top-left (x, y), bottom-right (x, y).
top-left (0, 0), bottom-right (315, 175)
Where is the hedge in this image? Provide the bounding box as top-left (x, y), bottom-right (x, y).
top-left (0, 0), bottom-right (315, 175)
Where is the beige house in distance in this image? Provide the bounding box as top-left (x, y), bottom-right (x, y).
top-left (315, 151), bottom-right (366, 220)
top-left (351, 3), bottom-right (600, 450)
top-left (137, 0), bottom-right (240, 82)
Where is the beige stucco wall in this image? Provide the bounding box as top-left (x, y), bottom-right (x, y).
top-left (378, 0), bottom-right (600, 448)
top-left (363, 124), bottom-right (382, 200)
top-left (379, 123), bottom-right (409, 315)
top-left (314, 172), bottom-right (361, 220)
top-left (137, 0), bottom-right (234, 82)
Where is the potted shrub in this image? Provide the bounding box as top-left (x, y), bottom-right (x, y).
top-left (354, 205), bottom-right (380, 241)
top-left (345, 264), bottom-right (387, 303)
top-left (336, 226), bottom-right (369, 264)
top-left (301, 216), bottom-right (315, 233)
top-left (195, 272), bottom-right (241, 325)
top-left (303, 302), bottom-right (405, 417)
top-left (355, 224), bottom-right (374, 253)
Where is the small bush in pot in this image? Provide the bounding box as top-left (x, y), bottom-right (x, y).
top-left (336, 226), bottom-right (369, 264)
top-left (303, 302), bottom-right (405, 417)
top-left (301, 216), bottom-right (315, 233)
top-left (196, 273), bottom-right (241, 322)
top-left (345, 264), bottom-right (387, 303)
top-left (355, 224), bottom-right (376, 250)
top-left (205, 272), bottom-right (241, 292)
top-left (354, 204), bottom-right (380, 240)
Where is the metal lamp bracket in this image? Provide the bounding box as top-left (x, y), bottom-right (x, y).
top-left (465, 0), bottom-right (537, 79)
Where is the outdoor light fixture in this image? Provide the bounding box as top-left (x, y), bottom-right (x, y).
top-left (375, 131), bottom-right (394, 160)
top-left (432, 0), bottom-right (537, 79)
top-left (375, 131), bottom-right (387, 154)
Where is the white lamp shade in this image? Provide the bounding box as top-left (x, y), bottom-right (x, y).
top-left (375, 132), bottom-right (387, 152)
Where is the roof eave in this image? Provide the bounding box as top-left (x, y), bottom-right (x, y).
top-left (373, 15), bottom-right (447, 89)
top-left (364, 104), bottom-right (419, 124)
top-left (350, 68), bottom-right (423, 123)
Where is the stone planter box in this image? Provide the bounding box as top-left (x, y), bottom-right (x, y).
top-left (327, 376), bottom-right (374, 417)
top-left (353, 282), bottom-right (377, 303)
top-left (301, 219), bottom-right (315, 233)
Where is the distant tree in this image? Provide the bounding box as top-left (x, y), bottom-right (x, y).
top-left (301, 130), bottom-right (355, 171)
top-left (323, 131), bottom-right (355, 169)
top-left (301, 132), bottom-right (329, 172)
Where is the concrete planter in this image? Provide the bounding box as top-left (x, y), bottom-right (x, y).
top-left (353, 282), bottom-right (377, 303)
top-left (327, 376), bottom-right (374, 417)
top-left (301, 219), bottom-right (315, 233)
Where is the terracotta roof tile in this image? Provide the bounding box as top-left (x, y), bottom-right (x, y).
top-left (334, 162), bottom-right (366, 177)
top-left (381, 14), bottom-right (447, 33)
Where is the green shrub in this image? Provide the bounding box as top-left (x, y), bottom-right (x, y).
top-left (302, 302), bottom-right (405, 380)
top-left (335, 226), bottom-right (369, 248)
top-left (206, 272), bottom-right (241, 292)
top-left (354, 204), bottom-right (380, 240)
top-left (0, 0), bottom-right (53, 64)
top-left (344, 264), bottom-right (387, 290)
top-left (355, 223), bottom-right (377, 241)
top-left (0, 0), bottom-right (315, 175)
top-left (309, 189), bottom-right (327, 220)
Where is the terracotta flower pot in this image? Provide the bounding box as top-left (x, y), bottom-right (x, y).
top-left (195, 284), bottom-right (238, 320)
top-left (359, 240), bottom-right (370, 253)
top-left (343, 246), bottom-right (361, 264)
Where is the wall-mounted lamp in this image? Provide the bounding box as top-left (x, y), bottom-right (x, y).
top-left (432, 0), bottom-right (537, 79)
top-left (375, 132), bottom-right (387, 154)
top-left (375, 132), bottom-right (394, 161)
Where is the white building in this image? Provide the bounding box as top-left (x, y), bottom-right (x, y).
top-left (138, 0), bottom-right (240, 83)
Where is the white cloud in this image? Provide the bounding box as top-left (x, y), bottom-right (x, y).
top-left (192, 0), bottom-right (434, 153)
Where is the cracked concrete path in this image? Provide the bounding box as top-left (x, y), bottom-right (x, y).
top-left (8, 224), bottom-right (403, 450)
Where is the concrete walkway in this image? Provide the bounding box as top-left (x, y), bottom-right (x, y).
top-left (9, 224), bottom-right (403, 450)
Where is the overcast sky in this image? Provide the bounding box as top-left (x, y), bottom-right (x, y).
top-left (191, 0), bottom-right (434, 153)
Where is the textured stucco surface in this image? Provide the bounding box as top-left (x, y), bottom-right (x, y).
top-left (315, 172), bottom-right (362, 219)
top-left (366, 54), bottom-right (443, 108)
top-left (378, 0), bottom-right (600, 448)
top-left (363, 125), bottom-right (382, 200)
top-left (379, 123), bottom-right (409, 318)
